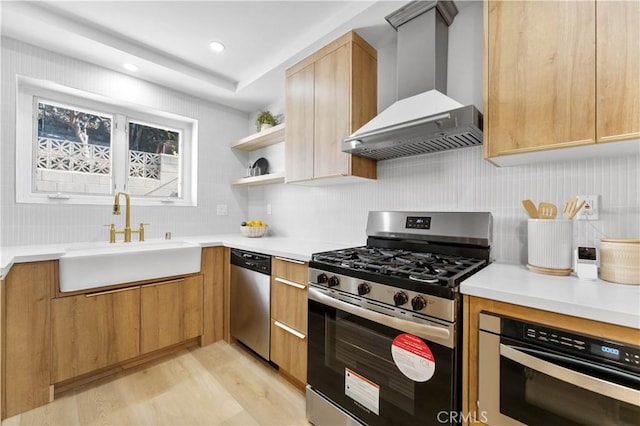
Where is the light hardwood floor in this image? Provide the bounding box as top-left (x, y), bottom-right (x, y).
top-left (3, 341), bottom-right (309, 426)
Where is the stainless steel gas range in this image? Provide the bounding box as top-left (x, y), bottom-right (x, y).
top-left (306, 211), bottom-right (492, 426)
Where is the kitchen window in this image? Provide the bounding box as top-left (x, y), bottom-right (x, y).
top-left (16, 77), bottom-right (197, 206)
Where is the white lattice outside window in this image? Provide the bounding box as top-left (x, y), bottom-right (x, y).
top-left (16, 77), bottom-right (197, 206)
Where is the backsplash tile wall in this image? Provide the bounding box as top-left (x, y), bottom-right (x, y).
top-left (1, 37), bottom-right (250, 246)
top-left (248, 147), bottom-right (640, 264)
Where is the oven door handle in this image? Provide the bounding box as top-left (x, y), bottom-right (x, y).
top-left (308, 287), bottom-right (450, 342)
top-left (501, 344), bottom-right (640, 407)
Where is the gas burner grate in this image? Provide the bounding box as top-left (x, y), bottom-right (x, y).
top-left (312, 246), bottom-right (486, 288)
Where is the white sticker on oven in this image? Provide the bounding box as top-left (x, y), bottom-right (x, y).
top-left (345, 368), bottom-right (380, 415)
top-left (391, 333), bottom-right (435, 382)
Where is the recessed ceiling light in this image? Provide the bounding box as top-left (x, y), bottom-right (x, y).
top-left (123, 63), bottom-right (139, 72)
top-left (209, 41), bottom-right (225, 53)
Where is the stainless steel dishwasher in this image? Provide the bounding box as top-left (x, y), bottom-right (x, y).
top-left (230, 248), bottom-right (271, 360)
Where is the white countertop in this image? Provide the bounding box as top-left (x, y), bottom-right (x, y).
top-left (0, 234), bottom-right (361, 279)
top-left (460, 263), bottom-right (640, 329)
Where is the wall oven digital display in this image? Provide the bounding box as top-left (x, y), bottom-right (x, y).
top-left (406, 216), bottom-right (431, 230)
top-left (591, 343), bottom-right (620, 360)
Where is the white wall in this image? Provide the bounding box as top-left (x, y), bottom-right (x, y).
top-left (1, 37), bottom-right (251, 246)
top-left (247, 2), bottom-right (640, 264)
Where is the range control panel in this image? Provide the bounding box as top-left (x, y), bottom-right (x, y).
top-left (523, 324), bottom-right (640, 370)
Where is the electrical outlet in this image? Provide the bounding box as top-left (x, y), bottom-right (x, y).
top-left (575, 195), bottom-right (600, 220)
top-left (266, 203), bottom-right (272, 215)
top-left (216, 204), bottom-right (228, 216)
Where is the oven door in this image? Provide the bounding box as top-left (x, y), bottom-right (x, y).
top-left (307, 286), bottom-right (459, 426)
top-left (479, 331), bottom-right (640, 426)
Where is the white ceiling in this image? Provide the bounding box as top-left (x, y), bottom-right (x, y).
top-left (1, 1), bottom-right (405, 112)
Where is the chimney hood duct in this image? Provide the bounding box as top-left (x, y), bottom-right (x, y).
top-left (342, 0), bottom-right (483, 161)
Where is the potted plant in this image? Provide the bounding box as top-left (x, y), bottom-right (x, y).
top-left (255, 110), bottom-right (278, 132)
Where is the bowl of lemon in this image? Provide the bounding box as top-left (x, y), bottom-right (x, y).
top-left (240, 220), bottom-right (268, 238)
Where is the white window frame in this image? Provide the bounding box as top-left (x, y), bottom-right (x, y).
top-left (16, 76), bottom-right (198, 206)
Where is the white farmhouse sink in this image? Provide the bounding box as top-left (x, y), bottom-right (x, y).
top-left (59, 241), bottom-right (202, 292)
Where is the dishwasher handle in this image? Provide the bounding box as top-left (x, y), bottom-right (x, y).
top-left (230, 249), bottom-right (271, 275)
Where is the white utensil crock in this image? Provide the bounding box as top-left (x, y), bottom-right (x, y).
top-left (528, 219), bottom-right (573, 270)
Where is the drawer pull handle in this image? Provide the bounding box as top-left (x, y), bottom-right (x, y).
top-left (274, 256), bottom-right (306, 265)
top-left (275, 277), bottom-right (306, 289)
top-left (274, 321), bottom-right (306, 340)
top-left (85, 287), bottom-right (135, 297)
top-left (141, 278), bottom-right (185, 289)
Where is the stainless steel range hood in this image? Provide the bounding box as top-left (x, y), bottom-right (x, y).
top-left (342, 0), bottom-right (482, 161)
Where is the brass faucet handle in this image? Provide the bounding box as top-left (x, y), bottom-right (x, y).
top-left (104, 224), bottom-right (116, 243)
top-left (138, 223), bottom-right (150, 242)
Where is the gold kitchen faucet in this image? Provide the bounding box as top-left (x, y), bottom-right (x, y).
top-left (111, 192), bottom-right (147, 242)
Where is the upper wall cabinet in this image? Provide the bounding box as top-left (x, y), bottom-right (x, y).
top-left (483, 0), bottom-right (639, 161)
top-left (285, 31), bottom-right (378, 184)
top-left (596, 1), bottom-right (640, 143)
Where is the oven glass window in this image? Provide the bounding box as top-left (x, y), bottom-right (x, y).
top-left (499, 353), bottom-right (640, 426)
top-left (308, 299), bottom-right (457, 426)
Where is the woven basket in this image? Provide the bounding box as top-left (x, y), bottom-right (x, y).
top-left (240, 226), bottom-right (267, 238)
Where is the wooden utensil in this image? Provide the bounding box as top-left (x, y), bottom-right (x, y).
top-left (562, 199), bottom-right (586, 219)
top-left (521, 200), bottom-right (538, 218)
top-left (537, 202), bottom-right (557, 219)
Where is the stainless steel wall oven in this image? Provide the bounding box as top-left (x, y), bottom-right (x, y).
top-left (478, 312), bottom-right (640, 425)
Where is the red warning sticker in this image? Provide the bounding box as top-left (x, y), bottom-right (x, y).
top-left (391, 333), bottom-right (435, 382)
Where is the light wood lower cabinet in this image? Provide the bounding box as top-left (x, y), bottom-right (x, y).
top-left (270, 256), bottom-right (308, 384)
top-left (201, 247), bottom-right (225, 345)
top-left (2, 255), bottom-right (222, 420)
top-left (52, 275), bottom-right (205, 383)
top-left (270, 320), bottom-right (307, 384)
top-left (2, 261), bottom-right (54, 419)
top-left (51, 287), bottom-right (141, 383)
top-left (140, 275), bottom-right (203, 354)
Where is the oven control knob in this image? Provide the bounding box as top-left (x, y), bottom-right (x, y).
top-left (317, 273), bottom-right (328, 284)
top-left (411, 295), bottom-right (427, 311)
top-left (393, 291), bottom-right (408, 306)
top-left (328, 276), bottom-right (340, 287)
top-left (357, 283), bottom-right (371, 296)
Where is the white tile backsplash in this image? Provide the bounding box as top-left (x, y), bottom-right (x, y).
top-left (1, 37), bottom-right (250, 246)
top-left (3, 36), bottom-right (639, 265)
top-left (248, 147), bottom-right (640, 264)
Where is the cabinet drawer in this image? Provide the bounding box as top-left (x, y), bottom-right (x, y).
top-left (272, 256), bottom-right (308, 284)
top-left (52, 287), bottom-right (141, 382)
top-left (271, 276), bottom-right (307, 333)
top-left (270, 320), bottom-right (307, 384)
top-left (140, 275), bottom-right (203, 354)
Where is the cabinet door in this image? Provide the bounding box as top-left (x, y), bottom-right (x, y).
top-left (140, 275), bottom-right (203, 354)
top-left (201, 247), bottom-right (224, 346)
top-left (272, 257), bottom-right (307, 332)
top-left (485, 1), bottom-right (596, 157)
top-left (271, 277), bottom-right (307, 333)
top-left (270, 320), bottom-right (307, 384)
top-left (314, 44), bottom-right (352, 178)
top-left (597, 1), bottom-right (640, 142)
top-left (3, 262), bottom-right (53, 418)
top-left (285, 63), bottom-right (315, 183)
top-left (52, 287), bottom-right (140, 383)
